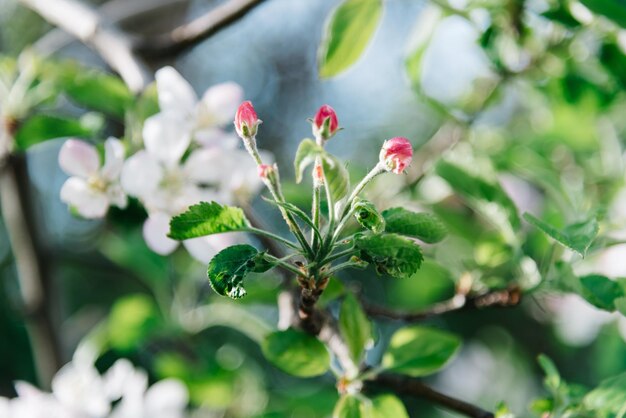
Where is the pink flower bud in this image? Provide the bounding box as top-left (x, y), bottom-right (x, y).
top-left (234, 101), bottom-right (261, 139)
top-left (312, 105), bottom-right (339, 140)
top-left (379, 137), bottom-right (413, 174)
top-left (257, 164), bottom-right (272, 179)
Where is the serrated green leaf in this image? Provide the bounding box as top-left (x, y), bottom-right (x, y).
top-left (294, 138), bottom-right (323, 183)
top-left (323, 154), bottom-right (350, 202)
top-left (579, 274), bottom-right (624, 311)
top-left (262, 328), bottom-right (330, 377)
top-left (339, 293), bottom-right (372, 363)
top-left (436, 160), bottom-right (520, 230)
top-left (169, 202), bottom-right (249, 240)
top-left (372, 394), bottom-right (408, 418)
top-left (354, 233), bottom-right (423, 279)
top-left (523, 213), bottom-right (598, 257)
top-left (14, 114), bottom-right (96, 150)
top-left (382, 325), bottom-right (461, 377)
top-left (207, 245), bottom-right (273, 299)
top-left (318, 0), bottom-right (383, 78)
top-left (538, 354), bottom-right (561, 391)
top-left (584, 371), bottom-right (626, 415)
top-left (580, 0), bottom-right (626, 28)
top-left (382, 207), bottom-right (447, 243)
top-left (352, 198), bottom-right (385, 233)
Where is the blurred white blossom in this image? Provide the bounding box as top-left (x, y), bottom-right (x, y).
top-left (0, 353), bottom-right (188, 418)
top-left (59, 138), bottom-right (127, 218)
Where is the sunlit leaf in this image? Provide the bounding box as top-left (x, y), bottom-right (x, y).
top-left (382, 325), bottom-right (461, 377)
top-left (584, 371), bottom-right (626, 415)
top-left (14, 114), bottom-right (96, 150)
top-left (382, 207), bottom-right (447, 243)
top-left (169, 202), bottom-right (249, 240)
top-left (262, 328), bottom-right (330, 377)
top-left (523, 213), bottom-right (598, 257)
top-left (108, 294), bottom-right (161, 351)
top-left (339, 293), bottom-right (372, 363)
top-left (294, 138), bottom-right (323, 183)
top-left (318, 0), bottom-right (383, 78)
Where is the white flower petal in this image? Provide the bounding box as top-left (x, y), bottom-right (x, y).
top-left (183, 148), bottom-right (227, 184)
top-left (120, 151), bottom-right (162, 199)
top-left (198, 81), bottom-right (243, 127)
top-left (155, 66), bottom-right (198, 116)
top-left (143, 113), bottom-right (192, 165)
top-left (194, 128), bottom-right (239, 149)
top-left (52, 362), bottom-right (110, 417)
top-left (143, 214), bottom-right (179, 255)
top-left (58, 139), bottom-right (100, 178)
top-left (60, 177), bottom-right (110, 219)
top-left (144, 379), bottom-right (188, 417)
top-left (101, 137), bottom-right (126, 181)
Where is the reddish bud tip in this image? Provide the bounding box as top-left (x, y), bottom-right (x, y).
top-left (234, 101), bottom-right (260, 139)
top-left (379, 137), bottom-right (413, 174)
top-left (312, 105), bottom-right (339, 140)
top-left (257, 164), bottom-right (273, 179)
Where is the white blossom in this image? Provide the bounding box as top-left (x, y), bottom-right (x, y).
top-left (59, 138), bottom-right (127, 218)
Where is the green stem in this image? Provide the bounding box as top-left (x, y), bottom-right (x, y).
top-left (268, 181), bottom-right (314, 259)
top-left (264, 254), bottom-right (304, 277)
top-left (327, 260), bottom-right (364, 276)
top-left (312, 166), bottom-right (321, 250)
top-left (245, 227), bottom-right (300, 250)
top-left (320, 248), bottom-right (357, 265)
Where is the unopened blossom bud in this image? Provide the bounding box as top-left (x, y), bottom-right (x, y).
top-left (379, 137), bottom-right (413, 174)
top-left (234, 101), bottom-right (261, 139)
top-left (312, 105), bottom-right (339, 140)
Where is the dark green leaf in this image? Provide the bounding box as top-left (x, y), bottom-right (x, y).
top-left (262, 328), bottom-right (330, 377)
top-left (523, 213), bottom-right (598, 257)
top-left (207, 245), bottom-right (273, 299)
top-left (584, 371), bottom-right (626, 415)
top-left (354, 233), bottom-right (423, 279)
top-left (318, 0), bottom-right (383, 78)
top-left (580, 0), bottom-right (626, 27)
top-left (579, 274), bottom-right (624, 311)
top-left (382, 325), bottom-right (461, 377)
top-left (169, 202), bottom-right (249, 240)
top-left (294, 138), bottom-right (323, 183)
top-left (382, 207), bottom-right (447, 243)
top-left (14, 114), bottom-right (96, 150)
top-left (436, 160), bottom-right (520, 230)
top-left (614, 297), bottom-right (626, 316)
top-left (352, 198), bottom-right (385, 233)
top-left (339, 293), bottom-right (372, 363)
top-left (322, 154), bottom-right (349, 202)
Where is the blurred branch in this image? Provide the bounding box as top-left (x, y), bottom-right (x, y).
top-left (0, 151), bottom-right (60, 388)
top-left (367, 374), bottom-right (495, 418)
top-left (34, 0), bottom-right (190, 54)
top-left (363, 286), bottom-right (522, 322)
top-left (135, 0), bottom-right (266, 57)
top-left (19, 0), bottom-right (151, 92)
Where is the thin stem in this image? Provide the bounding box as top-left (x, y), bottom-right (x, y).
top-left (245, 227), bottom-right (299, 250)
top-left (312, 173), bottom-right (321, 249)
top-left (338, 164), bottom-right (384, 222)
top-left (326, 260), bottom-right (363, 276)
top-left (320, 248), bottom-right (357, 265)
top-left (264, 254), bottom-right (304, 277)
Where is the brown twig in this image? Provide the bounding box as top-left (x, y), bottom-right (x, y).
top-left (19, 0), bottom-right (152, 92)
top-left (135, 0), bottom-right (266, 57)
top-left (368, 373), bottom-right (495, 418)
top-left (363, 286), bottom-right (522, 322)
top-left (0, 152), bottom-right (61, 387)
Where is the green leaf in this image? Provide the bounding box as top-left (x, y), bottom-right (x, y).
top-left (580, 0), bottom-right (626, 27)
top-left (14, 114), bottom-right (96, 150)
top-left (382, 325), bottom-right (461, 377)
top-left (322, 154), bottom-right (350, 202)
top-left (207, 245), bottom-right (273, 299)
top-left (614, 297), bottom-right (626, 316)
top-left (579, 274), bottom-right (624, 311)
top-left (169, 202), bottom-right (249, 240)
top-left (436, 160), bottom-right (520, 230)
top-left (63, 71), bottom-right (133, 118)
top-left (294, 138), bottom-right (323, 183)
top-left (333, 395), bottom-right (368, 418)
top-left (584, 371), bottom-right (626, 415)
top-left (523, 213), bottom-right (599, 257)
top-left (339, 293), bottom-right (372, 363)
top-left (382, 207), bottom-right (447, 243)
top-left (262, 328), bottom-right (330, 377)
top-left (318, 0), bottom-right (383, 78)
top-left (538, 354), bottom-right (561, 391)
top-left (352, 198), bottom-right (385, 233)
top-left (108, 294), bottom-right (161, 351)
top-left (372, 394), bottom-right (409, 418)
top-left (354, 233), bottom-right (423, 279)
